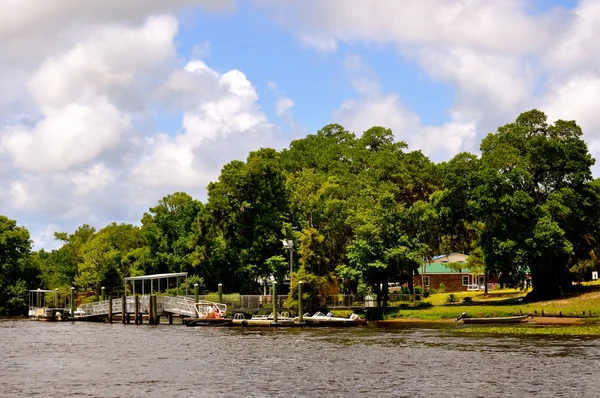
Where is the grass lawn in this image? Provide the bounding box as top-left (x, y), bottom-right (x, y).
top-left (389, 282), bottom-right (600, 321)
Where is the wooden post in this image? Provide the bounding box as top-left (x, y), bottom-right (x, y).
top-left (134, 295), bottom-right (139, 325)
top-left (152, 294), bottom-right (158, 325)
top-left (541, 309), bottom-right (544, 317)
top-left (218, 283), bottom-right (223, 304)
top-left (70, 287), bottom-right (75, 320)
top-left (101, 286), bottom-right (105, 301)
top-left (148, 295), bottom-right (154, 325)
top-left (194, 284), bottom-right (199, 305)
top-left (108, 297), bottom-right (113, 324)
top-left (122, 293), bottom-right (127, 324)
top-left (272, 281), bottom-right (278, 323)
top-left (298, 281), bottom-right (304, 323)
top-left (168, 313), bottom-right (173, 325)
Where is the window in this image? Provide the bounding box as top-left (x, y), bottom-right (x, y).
top-left (462, 276), bottom-right (470, 286)
top-left (478, 276), bottom-right (485, 285)
top-left (425, 276), bottom-right (430, 287)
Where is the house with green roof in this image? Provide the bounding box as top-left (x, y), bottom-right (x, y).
top-left (412, 252), bottom-right (496, 292)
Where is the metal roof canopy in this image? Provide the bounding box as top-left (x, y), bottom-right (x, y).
top-left (124, 272), bottom-right (188, 281)
top-left (29, 289), bottom-right (59, 293)
top-left (124, 272), bottom-right (188, 296)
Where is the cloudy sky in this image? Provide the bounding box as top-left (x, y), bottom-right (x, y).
top-left (1, 0), bottom-right (598, 250)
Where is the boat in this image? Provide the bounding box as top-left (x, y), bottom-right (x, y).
top-left (455, 312), bottom-right (529, 324)
top-left (28, 289), bottom-right (70, 321)
top-left (300, 311), bottom-right (367, 327)
top-left (186, 301), bottom-right (233, 327)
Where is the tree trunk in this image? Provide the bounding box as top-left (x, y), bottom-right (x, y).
top-left (382, 274), bottom-right (389, 312)
top-left (525, 263), bottom-right (567, 301)
top-left (484, 273), bottom-right (488, 294)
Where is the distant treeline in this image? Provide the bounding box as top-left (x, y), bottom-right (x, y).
top-left (2, 110), bottom-right (600, 315)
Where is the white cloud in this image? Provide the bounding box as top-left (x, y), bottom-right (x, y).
top-left (3, 100), bottom-right (130, 173)
top-left (258, 0), bottom-right (557, 54)
top-left (546, 0), bottom-right (600, 74)
top-left (0, 2), bottom-right (290, 250)
top-left (333, 88), bottom-right (477, 160)
top-left (132, 60), bottom-right (273, 189)
top-left (29, 224), bottom-right (62, 251)
top-left (262, 0), bottom-right (600, 162)
top-left (275, 98), bottom-right (295, 118)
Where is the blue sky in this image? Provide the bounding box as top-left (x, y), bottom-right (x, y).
top-left (1, 0), bottom-right (598, 249)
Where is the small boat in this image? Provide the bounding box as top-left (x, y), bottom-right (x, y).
top-left (455, 312), bottom-right (529, 324)
top-left (28, 289), bottom-right (69, 321)
top-left (300, 311), bottom-right (367, 326)
top-left (186, 301), bottom-right (232, 327)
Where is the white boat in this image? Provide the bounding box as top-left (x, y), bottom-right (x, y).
top-left (300, 311), bottom-right (367, 326)
top-left (455, 312), bottom-right (529, 324)
top-left (194, 300), bottom-right (227, 319)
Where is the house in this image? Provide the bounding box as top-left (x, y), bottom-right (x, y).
top-left (412, 252), bottom-right (496, 292)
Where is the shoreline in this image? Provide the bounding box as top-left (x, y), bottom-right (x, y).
top-left (378, 316), bottom-right (596, 326)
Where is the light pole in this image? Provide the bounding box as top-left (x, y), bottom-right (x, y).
top-left (282, 239), bottom-right (294, 286)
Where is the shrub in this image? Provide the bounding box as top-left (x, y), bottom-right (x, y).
top-left (446, 293), bottom-right (458, 303)
top-left (423, 290), bottom-right (431, 298)
top-left (414, 286), bottom-right (424, 295)
top-left (438, 283), bottom-right (446, 293)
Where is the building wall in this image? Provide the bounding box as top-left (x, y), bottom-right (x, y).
top-left (413, 274), bottom-right (498, 292)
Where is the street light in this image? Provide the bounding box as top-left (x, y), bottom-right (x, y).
top-left (282, 239), bottom-right (294, 286)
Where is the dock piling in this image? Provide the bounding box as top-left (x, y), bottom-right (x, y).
top-left (148, 294), bottom-right (154, 325)
top-left (70, 287), bottom-right (75, 320)
top-left (134, 295), bottom-right (139, 325)
top-left (122, 293), bottom-right (127, 324)
top-left (101, 286), bottom-right (105, 301)
top-left (298, 281), bottom-right (303, 323)
top-left (218, 283), bottom-right (223, 304)
top-left (272, 281), bottom-right (278, 323)
top-left (108, 297), bottom-right (113, 324)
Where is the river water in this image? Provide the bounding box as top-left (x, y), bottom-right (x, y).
top-left (1, 319), bottom-right (598, 397)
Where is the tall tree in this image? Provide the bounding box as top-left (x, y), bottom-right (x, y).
top-left (141, 192), bottom-right (202, 275)
top-left (203, 148), bottom-right (289, 292)
top-left (0, 216), bottom-right (35, 315)
top-left (476, 110), bottom-right (598, 299)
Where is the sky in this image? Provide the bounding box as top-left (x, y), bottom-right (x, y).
top-left (1, 0), bottom-right (599, 250)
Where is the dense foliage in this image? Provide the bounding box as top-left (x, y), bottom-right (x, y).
top-left (2, 110), bottom-right (600, 315)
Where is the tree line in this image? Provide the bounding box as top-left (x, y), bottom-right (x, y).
top-left (2, 110), bottom-right (600, 315)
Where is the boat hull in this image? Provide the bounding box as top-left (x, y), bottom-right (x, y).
top-left (461, 315), bottom-right (529, 324)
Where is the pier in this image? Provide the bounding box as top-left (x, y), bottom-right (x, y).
top-left (29, 272), bottom-right (418, 325)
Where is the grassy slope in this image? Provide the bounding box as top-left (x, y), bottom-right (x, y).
top-left (389, 281), bottom-right (600, 321)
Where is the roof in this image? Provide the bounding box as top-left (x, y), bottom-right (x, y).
top-left (124, 272), bottom-right (188, 281)
top-left (423, 262), bottom-right (472, 274)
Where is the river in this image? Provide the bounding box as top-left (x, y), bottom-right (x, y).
top-left (1, 319), bottom-right (598, 397)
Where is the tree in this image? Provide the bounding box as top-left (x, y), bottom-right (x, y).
top-left (141, 192), bottom-right (202, 275)
top-left (203, 148), bottom-right (289, 292)
top-left (0, 216), bottom-right (35, 315)
top-left (476, 110), bottom-right (598, 299)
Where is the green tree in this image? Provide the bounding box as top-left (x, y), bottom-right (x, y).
top-left (476, 110), bottom-right (598, 299)
top-left (0, 216), bottom-right (36, 315)
top-left (141, 192), bottom-right (202, 275)
top-left (203, 148), bottom-right (289, 292)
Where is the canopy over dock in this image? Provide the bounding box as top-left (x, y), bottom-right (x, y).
top-left (124, 272), bottom-right (188, 296)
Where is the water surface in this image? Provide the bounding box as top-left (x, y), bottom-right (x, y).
top-left (1, 319), bottom-right (598, 397)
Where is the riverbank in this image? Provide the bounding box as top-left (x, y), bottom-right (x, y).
top-left (384, 284), bottom-right (600, 329)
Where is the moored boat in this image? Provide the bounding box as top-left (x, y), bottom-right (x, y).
top-left (300, 311), bottom-right (367, 326)
top-left (186, 301), bottom-right (232, 327)
top-left (455, 312), bottom-right (529, 324)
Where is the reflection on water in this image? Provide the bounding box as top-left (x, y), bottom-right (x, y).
top-left (0, 319), bottom-right (598, 397)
